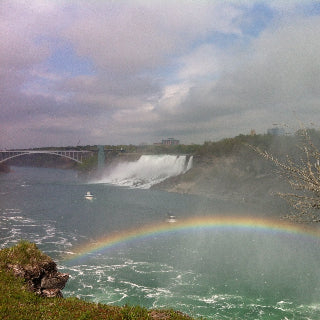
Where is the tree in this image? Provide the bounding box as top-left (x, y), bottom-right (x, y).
top-left (252, 129), bottom-right (320, 223)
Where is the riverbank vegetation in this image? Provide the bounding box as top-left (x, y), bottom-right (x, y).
top-left (0, 241), bottom-right (195, 320)
top-left (4, 129), bottom-right (320, 222)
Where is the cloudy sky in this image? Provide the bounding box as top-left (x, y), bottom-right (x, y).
top-left (1, 0), bottom-right (320, 148)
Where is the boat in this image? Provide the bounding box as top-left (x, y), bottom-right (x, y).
top-left (84, 191), bottom-right (94, 200)
top-left (166, 215), bottom-right (177, 223)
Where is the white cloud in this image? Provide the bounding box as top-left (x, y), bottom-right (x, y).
top-left (157, 84), bottom-right (190, 114)
top-left (135, 13), bottom-right (320, 142)
top-left (234, 15), bottom-right (320, 109)
top-left (64, 1), bottom-right (243, 75)
top-left (2, 0), bottom-right (320, 147)
top-left (177, 45), bottom-right (222, 83)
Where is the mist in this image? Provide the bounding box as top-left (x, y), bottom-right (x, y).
top-left (94, 155), bottom-right (193, 189)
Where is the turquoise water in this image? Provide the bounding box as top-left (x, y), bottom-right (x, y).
top-left (1, 166), bottom-right (320, 319)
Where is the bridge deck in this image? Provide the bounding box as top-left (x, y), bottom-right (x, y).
top-left (0, 150), bottom-right (95, 164)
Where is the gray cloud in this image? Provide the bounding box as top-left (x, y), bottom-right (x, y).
top-left (1, 1), bottom-right (320, 148)
top-left (150, 15), bottom-right (320, 141)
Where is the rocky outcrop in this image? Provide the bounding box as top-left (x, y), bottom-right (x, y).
top-left (7, 259), bottom-right (69, 298)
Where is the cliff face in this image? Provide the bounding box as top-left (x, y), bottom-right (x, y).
top-left (152, 154), bottom-right (290, 215)
top-left (1, 241), bottom-right (69, 298)
top-left (7, 260), bottom-right (69, 298)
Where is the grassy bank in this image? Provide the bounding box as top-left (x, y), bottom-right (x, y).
top-left (0, 241), bottom-right (195, 320)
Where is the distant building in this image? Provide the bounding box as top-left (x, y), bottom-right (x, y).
top-left (161, 138), bottom-right (180, 145)
top-left (250, 129), bottom-right (256, 136)
top-left (267, 127), bottom-right (285, 136)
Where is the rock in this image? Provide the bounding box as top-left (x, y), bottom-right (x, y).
top-left (42, 288), bottom-right (64, 298)
top-left (41, 272), bottom-right (69, 290)
top-left (7, 261), bottom-right (69, 298)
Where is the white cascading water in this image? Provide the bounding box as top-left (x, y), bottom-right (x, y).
top-left (97, 155), bottom-right (193, 189)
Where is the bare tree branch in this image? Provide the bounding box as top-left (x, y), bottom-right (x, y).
top-left (250, 129), bottom-right (320, 222)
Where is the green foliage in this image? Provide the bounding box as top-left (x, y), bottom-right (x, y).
top-left (136, 143), bottom-right (201, 155)
top-left (120, 305), bottom-right (150, 319)
top-left (0, 240), bottom-right (52, 268)
top-left (194, 132), bottom-right (306, 161)
top-left (77, 153), bottom-right (98, 172)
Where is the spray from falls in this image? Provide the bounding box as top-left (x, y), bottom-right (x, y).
top-left (96, 155), bottom-right (193, 189)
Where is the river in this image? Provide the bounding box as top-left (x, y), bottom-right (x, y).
top-left (1, 163), bottom-right (320, 319)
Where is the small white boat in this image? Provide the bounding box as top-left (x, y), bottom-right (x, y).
top-left (84, 191), bottom-right (94, 200)
top-left (166, 215), bottom-right (177, 223)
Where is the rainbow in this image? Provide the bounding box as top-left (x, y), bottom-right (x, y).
top-left (63, 215), bottom-right (320, 262)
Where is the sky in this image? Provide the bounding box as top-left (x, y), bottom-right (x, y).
top-left (1, 0), bottom-right (320, 148)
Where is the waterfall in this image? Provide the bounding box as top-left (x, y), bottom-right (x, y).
top-left (96, 154), bottom-right (193, 189)
top-left (185, 155), bottom-right (193, 172)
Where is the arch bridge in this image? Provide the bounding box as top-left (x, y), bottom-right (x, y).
top-left (0, 150), bottom-right (95, 164)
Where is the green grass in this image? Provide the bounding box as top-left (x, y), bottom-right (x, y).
top-left (0, 241), bottom-right (197, 320)
top-left (0, 240), bottom-right (52, 268)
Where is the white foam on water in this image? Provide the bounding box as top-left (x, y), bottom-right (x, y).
top-left (95, 155), bottom-right (193, 189)
top-left (145, 288), bottom-right (172, 299)
top-left (0, 208), bottom-right (79, 258)
top-left (119, 280), bottom-right (147, 290)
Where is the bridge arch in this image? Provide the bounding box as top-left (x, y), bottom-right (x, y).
top-left (0, 150), bottom-right (94, 165)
